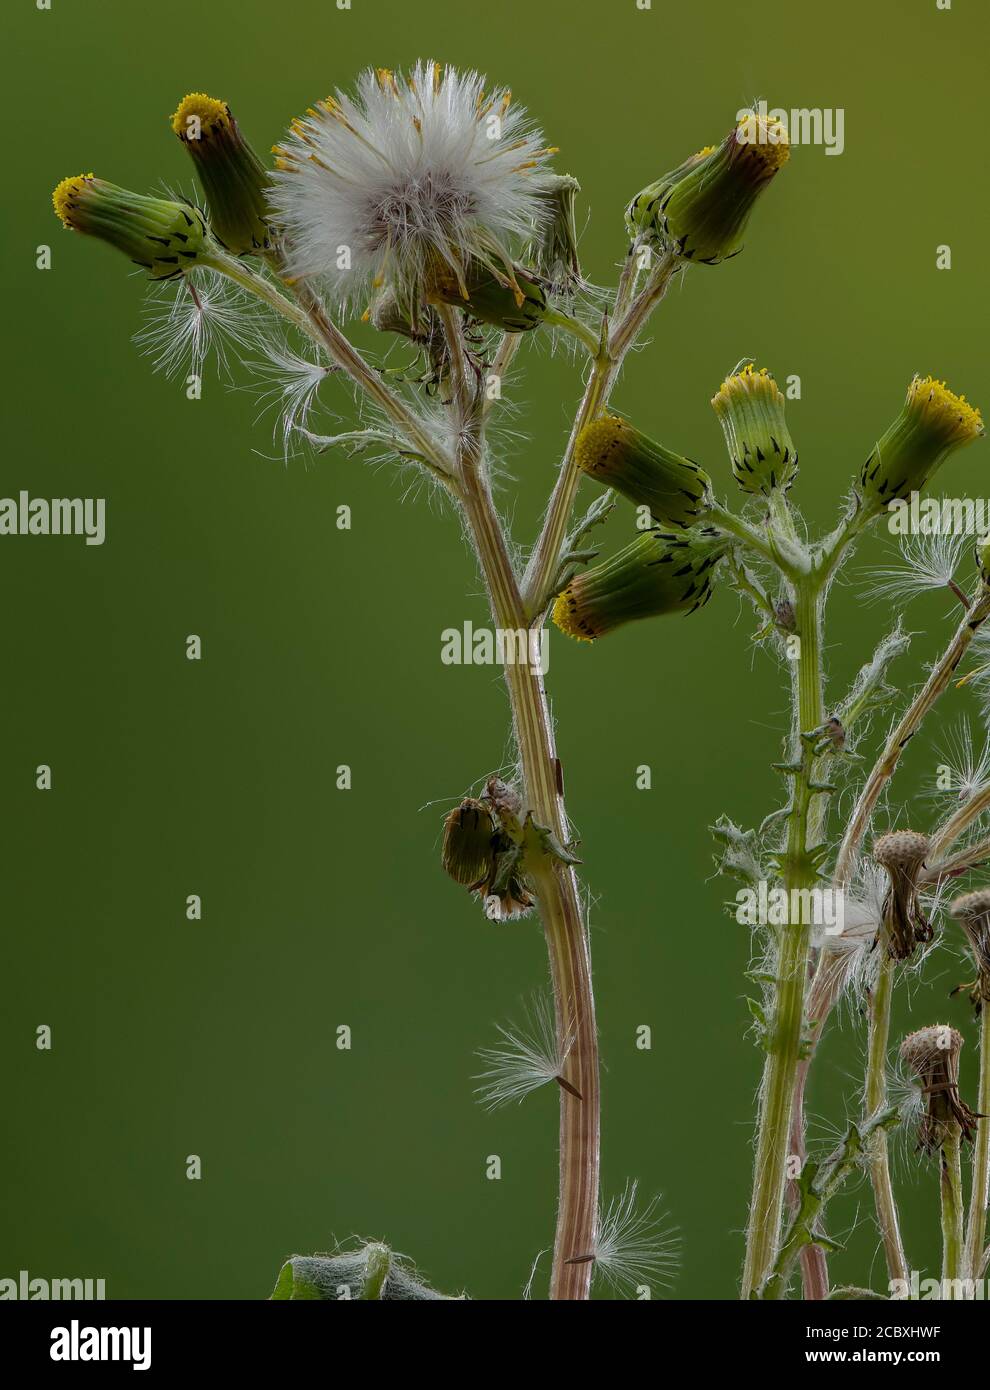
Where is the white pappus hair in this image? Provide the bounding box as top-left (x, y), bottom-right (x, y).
top-left (270, 61), bottom-right (555, 312)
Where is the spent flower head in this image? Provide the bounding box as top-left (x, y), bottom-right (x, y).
top-left (899, 1024), bottom-right (978, 1152)
top-left (872, 831), bottom-right (933, 961)
top-left (949, 889), bottom-right (990, 1002)
top-left (270, 62), bottom-right (556, 319)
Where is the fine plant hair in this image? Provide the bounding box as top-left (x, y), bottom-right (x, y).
top-left (51, 68), bottom-right (990, 1301)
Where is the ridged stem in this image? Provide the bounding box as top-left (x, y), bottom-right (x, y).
top-left (521, 252), bottom-right (678, 619)
top-left (941, 1128), bottom-right (965, 1294)
top-left (965, 1009), bottom-right (990, 1282)
top-left (864, 954), bottom-right (909, 1286)
top-left (741, 579), bottom-right (823, 1297)
top-left (439, 298), bottom-right (601, 1301)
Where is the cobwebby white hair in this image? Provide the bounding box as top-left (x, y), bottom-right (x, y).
top-left (270, 61), bottom-right (555, 315)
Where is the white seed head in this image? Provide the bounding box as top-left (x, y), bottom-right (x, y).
top-left (927, 720), bottom-right (990, 808)
top-left (863, 530), bottom-right (968, 607)
top-left (591, 1181), bottom-right (679, 1295)
top-left (474, 994), bottom-right (573, 1110)
top-left (135, 267), bottom-right (259, 379)
top-left (270, 62), bottom-right (555, 313)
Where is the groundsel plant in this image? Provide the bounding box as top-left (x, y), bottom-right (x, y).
top-left (52, 64), bottom-right (990, 1301)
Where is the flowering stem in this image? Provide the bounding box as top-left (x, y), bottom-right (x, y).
top-left (864, 954), bottom-right (910, 1286)
top-left (941, 1127), bottom-right (965, 1293)
top-left (965, 1011), bottom-right (990, 1281)
top-left (437, 310), bottom-right (600, 1301)
top-left (834, 586), bottom-right (990, 887)
top-left (741, 578), bottom-right (824, 1298)
top-left (521, 251), bottom-right (679, 619)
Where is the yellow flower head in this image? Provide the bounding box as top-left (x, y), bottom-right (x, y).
top-left (712, 363), bottom-right (797, 495)
top-left (575, 414), bottom-right (711, 529)
top-left (861, 374), bottom-right (984, 513)
top-left (51, 173), bottom-right (209, 277)
top-left (170, 91), bottom-right (271, 255)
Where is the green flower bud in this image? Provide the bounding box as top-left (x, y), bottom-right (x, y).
top-left (625, 145), bottom-right (714, 241)
top-left (712, 363), bottom-right (798, 495)
top-left (553, 525), bottom-right (729, 641)
top-left (429, 261), bottom-right (548, 332)
top-left (171, 93), bottom-right (272, 255)
top-left (52, 173), bottom-right (209, 279)
top-left (627, 113), bottom-right (788, 264)
top-left (442, 798), bottom-right (497, 889)
top-left (575, 414), bottom-right (711, 528)
top-left (527, 173), bottom-right (582, 293)
top-left (860, 376), bottom-right (984, 515)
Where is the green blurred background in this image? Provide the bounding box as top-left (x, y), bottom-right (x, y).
top-left (3, 0), bottom-right (989, 1300)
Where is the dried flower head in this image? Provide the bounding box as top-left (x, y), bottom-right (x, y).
top-left (441, 797), bottom-right (497, 889)
top-left (949, 889), bottom-right (990, 1002)
top-left (860, 376), bottom-right (984, 516)
top-left (872, 830), bottom-right (933, 960)
top-left (171, 92), bottom-right (272, 256)
top-left (711, 362), bottom-right (798, 495)
top-left (270, 62), bottom-right (556, 318)
top-left (526, 172), bottom-right (583, 293)
top-left (553, 525), bottom-right (729, 641)
top-left (429, 260), bottom-right (549, 333)
top-left (574, 415), bottom-right (711, 529)
top-left (52, 173), bottom-right (209, 279)
top-left (899, 1024), bottom-right (979, 1151)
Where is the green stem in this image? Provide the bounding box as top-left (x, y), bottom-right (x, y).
top-left (741, 579), bottom-right (823, 1298)
top-left (521, 251), bottom-right (678, 619)
top-left (436, 302), bottom-right (600, 1301)
top-left (458, 451), bottom-right (600, 1299)
top-left (941, 1128), bottom-right (965, 1294)
top-left (864, 955), bottom-right (910, 1286)
top-left (708, 502), bottom-right (780, 569)
top-left (965, 1005), bottom-right (990, 1281)
top-left (834, 585), bottom-right (990, 888)
top-left (543, 310), bottom-right (601, 358)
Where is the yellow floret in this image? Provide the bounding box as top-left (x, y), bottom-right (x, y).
top-left (52, 172), bottom-right (94, 226)
top-left (171, 92), bottom-right (230, 136)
